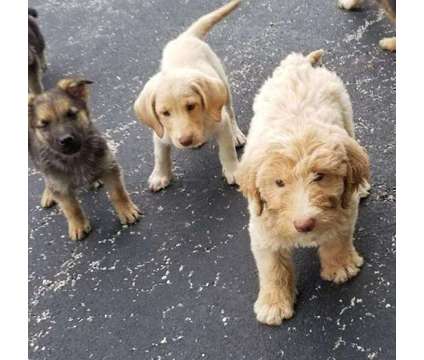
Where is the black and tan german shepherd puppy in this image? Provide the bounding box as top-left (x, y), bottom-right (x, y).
top-left (29, 79), bottom-right (141, 240)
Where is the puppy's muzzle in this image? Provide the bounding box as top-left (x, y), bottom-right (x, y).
top-left (57, 134), bottom-right (81, 155)
top-left (179, 134), bottom-right (194, 147)
top-left (178, 134), bottom-right (206, 149)
top-left (293, 217), bottom-right (316, 233)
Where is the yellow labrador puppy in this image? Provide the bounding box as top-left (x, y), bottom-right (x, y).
top-left (134, 0), bottom-right (246, 191)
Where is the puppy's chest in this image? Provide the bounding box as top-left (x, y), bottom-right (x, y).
top-left (52, 161), bottom-right (105, 188)
top-left (32, 137), bottom-right (113, 189)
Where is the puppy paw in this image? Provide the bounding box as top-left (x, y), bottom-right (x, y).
top-left (233, 128), bottom-right (247, 148)
top-left (148, 172), bottom-right (172, 192)
top-left (116, 201), bottom-right (141, 225)
top-left (254, 293), bottom-right (294, 326)
top-left (90, 179), bottom-right (104, 190)
top-left (338, 0), bottom-right (362, 10)
top-left (358, 180), bottom-right (371, 199)
top-left (379, 37), bottom-right (396, 52)
top-left (223, 167), bottom-right (237, 185)
top-left (68, 219), bottom-right (91, 241)
top-left (40, 188), bottom-right (56, 208)
top-left (321, 250), bottom-right (364, 284)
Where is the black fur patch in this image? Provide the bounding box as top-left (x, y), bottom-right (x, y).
top-left (28, 8), bottom-right (38, 18)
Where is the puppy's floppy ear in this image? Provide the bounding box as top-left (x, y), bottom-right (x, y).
top-left (57, 79), bottom-right (93, 102)
top-left (341, 136), bottom-right (370, 208)
top-left (134, 74), bottom-right (163, 138)
top-left (236, 154), bottom-right (265, 216)
top-left (191, 74), bottom-right (228, 122)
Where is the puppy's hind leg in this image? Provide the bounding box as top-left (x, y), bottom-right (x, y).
top-left (148, 134), bottom-right (173, 192)
top-left (102, 166), bottom-right (141, 225)
top-left (54, 190), bottom-right (91, 241)
top-left (40, 185), bottom-right (56, 208)
top-left (216, 116), bottom-right (239, 185)
top-left (225, 94), bottom-right (246, 148)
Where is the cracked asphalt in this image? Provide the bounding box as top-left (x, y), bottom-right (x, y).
top-left (28, 1), bottom-right (395, 359)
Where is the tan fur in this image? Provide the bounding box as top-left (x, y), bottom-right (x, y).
top-left (337, 0), bottom-right (363, 10)
top-left (53, 191), bottom-right (92, 241)
top-left (377, 0), bottom-right (396, 22)
top-left (237, 51), bottom-right (370, 325)
top-left (133, 1), bottom-right (245, 191)
top-left (253, 247), bottom-right (296, 325)
top-left (57, 79), bottom-right (93, 103)
top-left (40, 187), bottom-right (55, 208)
top-left (379, 37), bottom-right (396, 52)
top-left (102, 167), bottom-right (141, 225)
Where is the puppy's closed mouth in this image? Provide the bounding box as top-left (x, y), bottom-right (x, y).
top-left (61, 145), bottom-right (82, 156)
top-left (193, 142), bottom-right (206, 150)
top-left (179, 142), bottom-right (207, 150)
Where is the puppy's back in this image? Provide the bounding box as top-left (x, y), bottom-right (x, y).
top-left (248, 52), bottom-right (354, 148)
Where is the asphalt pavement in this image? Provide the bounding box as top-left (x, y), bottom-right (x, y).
top-left (28, 1), bottom-right (396, 359)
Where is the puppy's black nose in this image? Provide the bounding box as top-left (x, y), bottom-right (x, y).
top-left (179, 135), bottom-right (193, 147)
top-left (58, 135), bottom-right (75, 146)
top-left (58, 134), bottom-right (81, 154)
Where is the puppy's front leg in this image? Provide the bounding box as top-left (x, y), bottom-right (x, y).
top-left (216, 119), bottom-right (239, 185)
top-left (40, 183), bottom-right (56, 208)
top-left (54, 190), bottom-right (91, 241)
top-left (253, 246), bottom-right (296, 325)
top-left (319, 235), bottom-right (364, 284)
top-left (252, 244), bottom-right (296, 326)
top-left (102, 166), bottom-right (141, 225)
top-left (148, 134), bottom-right (173, 192)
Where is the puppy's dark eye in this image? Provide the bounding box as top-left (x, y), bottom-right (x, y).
top-left (37, 119), bottom-right (50, 129)
top-left (66, 108), bottom-right (78, 119)
top-left (186, 103), bottom-right (196, 112)
top-left (314, 173), bottom-right (325, 182)
top-left (275, 179), bottom-right (285, 187)
top-left (162, 110), bottom-right (170, 117)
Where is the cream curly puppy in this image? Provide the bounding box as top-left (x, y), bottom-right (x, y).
top-left (236, 50), bottom-right (370, 326)
top-left (134, 0), bottom-right (245, 192)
